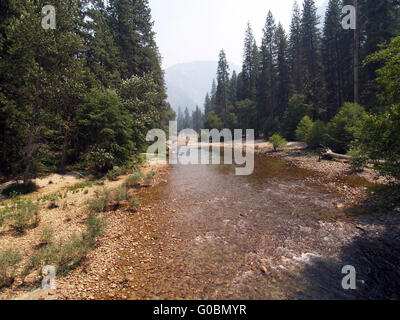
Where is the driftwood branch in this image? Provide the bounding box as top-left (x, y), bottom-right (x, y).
top-left (319, 146), bottom-right (385, 165)
top-left (320, 148), bottom-right (351, 161)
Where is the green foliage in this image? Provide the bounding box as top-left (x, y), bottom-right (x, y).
top-left (8, 200), bottom-right (39, 233)
top-left (25, 215), bottom-right (106, 277)
top-left (296, 116), bottom-right (314, 142)
top-left (348, 146), bottom-right (369, 172)
top-left (356, 105), bottom-right (400, 180)
top-left (88, 197), bottom-right (108, 213)
top-left (124, 171), bottom-right (142, 189)
top-left (269, 134), bottom-right (288, 152)
top-left (119, 75), bottom-right (165, 151)
top-left (88, 188), bottom-right (112, 213)
top-left (67, 181), bottom-right (94, 193)
top-left (0, 249), bottom-right (22, 288)
top-left (84, 214), bottom-right (106, 244)
top-left (39, 225), bottom-right (54, 245)
top-left (77, 89), bottom-right (134, 172)
top-left (129, 197), bottom-right (140, 211)
top-left (234, 99), bottom-right (257, 130)
top-left (57, 233), bottom-right (91, 276)
top-left (263, 117), bottom-right (280, 140)
top-left (106, 166), bottom-right (126, 181)
top-left (144, 170), bottom-right (156, 186)
top-left (216, 50), bottom-right (230, 115)
top-left (282, 95), bottom-right (312, 140)
top-left (112, 185), bottom-right (129, 202)
top-left (204, 111), bottom-right (223, 130)
top-left (364, 31), bottom-right (400, 106)
top-left (82, 147), bottom-right (115, 173)
top-left (224, 111), bottom-right (238, 130)
top-left (327, 103), bottom-right (367, 153)
top-left (1, 182), bottom-right (38, 197)
top-left (307, 120), bottom-right (329, 148)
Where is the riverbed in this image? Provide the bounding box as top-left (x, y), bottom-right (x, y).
top-left (102, 147), bottom-right (400, 300)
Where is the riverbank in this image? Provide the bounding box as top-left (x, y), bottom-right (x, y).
top-left (0, 160), bottom-right (168, 300)
top-left (251, 140), bottom-right (396, 208)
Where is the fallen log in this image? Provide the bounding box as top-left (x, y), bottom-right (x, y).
top-left (319, 147), bottom-right (385, 165)
top-left (320, 148), bottom-right (351, 161)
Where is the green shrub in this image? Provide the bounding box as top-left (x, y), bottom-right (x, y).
top-left (348, 147), bottom-right (369, 172)
top-left (25, 216), bottom-right (105, 277)
top-left (77, 89), bottom-right (134, 172)
top-left (124, 171), bottom-right (142, 188)
top-left (204, 111), bottom-right (223, 130)
top-left (67, 181), bottom-right (93, 193)
top-left (307, 120), bottom-right (329, 148)
top-left (84, 214), bottom-right (106, 242)
top-left (83, 147), bottom-right (115, 173)
top-left (24, 244), bottom-right (60, 277)
top-left (88, 197), bottom-right (107, 213)
top-left (112, 185), bottom-right (128, 201)
top-left (0, 249), bottom-right (22, 288)
top-left (129, 197), bottom-right (140, 211)
top-left (282, 95), bottom-right (313, 140)
top-left (106, 166), bottom-right (126, 181)
top-left (1, 181), bottom-right (38, 197)
top-left (269, 134), bottom-right (288, 152)
top-left (296, 116), bottom-right (314, 143)
top-left (39, 225), bottom-right (54, 245)
top-left (355, 104), bottom-right (400, 180)
top-left (88, 188), bottom-right (111, 213)
top-left (57, 234), bottom-right (90, 276)
top-left (144, 170), bottom-right (155, 185)
top-left (327, 103), bottom-right (367, 153)
top-left (9, 200), bottom-right (39, 232)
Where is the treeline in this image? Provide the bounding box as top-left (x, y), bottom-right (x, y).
top-left (203, 0), bottom-right (399, 145)
top-left (0, 0), bottom-right (175, 184)
top-left (176, 106), bottom-right (204, 133)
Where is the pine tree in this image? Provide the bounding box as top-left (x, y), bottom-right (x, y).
top-left (300, 0), bottom-right (323, 118)
top-left (322, 0), bottom-right (346, 120)
top-left (192, 106), bottom-right (203, 133)
top-left (204, 93), bottom-right (212, 115)
top-left (274, 23), bottom-right (291, 119)
top-left (177, 107), bottom-right (184, 132)
top-left (108, 0), bottom-right (167, 125)
top-left (259, 11), bottom-right (277, 120)
top-left (83, 0), bottom-right (122, 88)
top-left (358, 0), bottom-right (400, 107)
top-left (288, 1), bottom-right (303, 94)
top-left (229, 70), bottom-right (238, 106)
top-left (242, 23), bottom-right (258, 101)
top-left (216, 49), bottom-right (230, 117)
top-left (0, 1), bottom-right (88, 180)
top-left (183, 107), bottom-right (192, 129)
top-left (210, 79), bottom-right (217, 111)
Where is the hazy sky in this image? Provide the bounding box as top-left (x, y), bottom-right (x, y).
top-left (148, 0), bottom-right (327, 69)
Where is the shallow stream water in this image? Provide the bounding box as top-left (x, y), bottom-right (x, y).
top-left (125, 147), bottom-right (400, 300)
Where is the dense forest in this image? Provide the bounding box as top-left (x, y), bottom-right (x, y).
top-left (1, 0), bottom-right (399, 187)
top-left (0, 0), bottom-right (175, 185)
top-left (195, 0), bottom-right (399, 179)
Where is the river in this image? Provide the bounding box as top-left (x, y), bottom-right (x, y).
top-left (115, 147), bottom-right (400, 300)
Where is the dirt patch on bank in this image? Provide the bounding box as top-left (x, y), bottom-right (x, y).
top-left (0, 161), bottom-right (167, 300)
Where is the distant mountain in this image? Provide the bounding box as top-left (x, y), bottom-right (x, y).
top-left (165, 61), bottom-right (240, 113)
